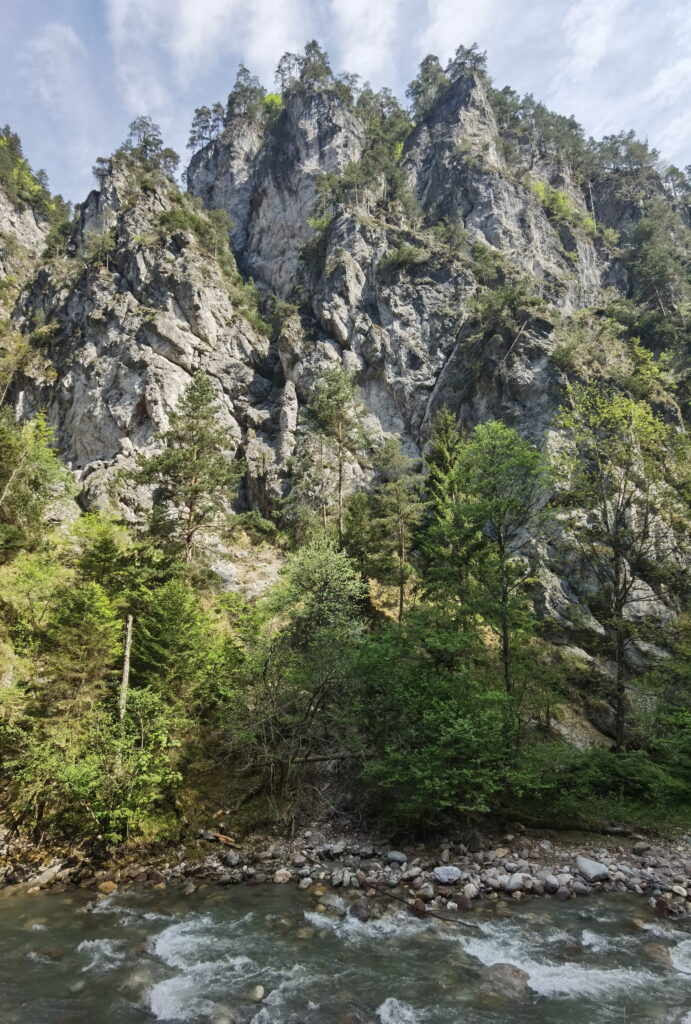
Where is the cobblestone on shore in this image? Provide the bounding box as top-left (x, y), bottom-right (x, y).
top-left (3, 823), bottom-right (691, 917)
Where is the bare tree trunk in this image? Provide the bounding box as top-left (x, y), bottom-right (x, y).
top-left (614, 622), bottom-right (627, 751)
top-left (398, 532), bottom-right (405, 623)
top-left (337, 452), bottom-right (344, 547)
top-left (501, 575), bottom-right (512, 694)
top-left (119, 615), bottom-right (134, 724)
top-left (501, 610), bottom-right (512, 694)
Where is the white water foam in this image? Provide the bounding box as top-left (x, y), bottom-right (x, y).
top-left (148, 953), bottom-right (259, 1020)
top-left (458, 921), bottom-right (660, 999)
top-left (77, 937), bottom-right (126, 972)
top-left (579, 928), bottom-right (638, 955)
top-left (644, 921), bottom-right (689, 941)
top-left (148, 970), bottom-right (218, 1021)
top-left (670, 938), bottom-right (691, 975)
top-left (377, 997), bottom-right (424, 1023)
top-left (248, 965), bottom-right (323, 1023)
top-left (303, 909), bottom-right (435, 944)
top-left (148, 914), bottom-right (217, 969)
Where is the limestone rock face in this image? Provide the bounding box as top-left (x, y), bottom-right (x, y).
top-left (402, 73), bottom-right (623, 310)
top-left (0, 185), bottom-right (47, 259)
top-left (188, 89), bottom-right (366, 296)
top-left (0, 184), bottom-right (49, 316)
top-left (12, 174), bottom-right (275, 508)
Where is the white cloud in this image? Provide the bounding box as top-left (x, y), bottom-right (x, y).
top-left (416, 0), bottom-right (500, 64)
top-left (557, 0), bottom-right (630, 83)
top-left (241, 0), bottom-right (313, 84)
top-left (106, 0), bottom-right (315, 112)
top-left (328, 0), bottom-right (401, 86)
top-left (22, 22), bottom-right (88, 111)
top-left (20, 21), bottom-right (106, 194)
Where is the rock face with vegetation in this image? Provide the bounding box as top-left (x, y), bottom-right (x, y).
top-left (0, 43), bottom-right (690, 854)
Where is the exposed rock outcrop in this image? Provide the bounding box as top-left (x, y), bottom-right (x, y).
top-left (0, 184), bottom-right (48, 316)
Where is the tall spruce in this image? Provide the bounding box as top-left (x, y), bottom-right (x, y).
top-left (306, 366), bottom-right (370, 546)
top-left (454, 421), bottom-right (552, 694)
top-left (556, 383), bottom-right (689, 750)
top-left (132, 373), bottom-right (242, 562)
top-left (370, 439), bottom-right (425, 621)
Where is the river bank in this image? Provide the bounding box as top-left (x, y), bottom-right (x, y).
top-left (3, 821), bottom-right (691, 920)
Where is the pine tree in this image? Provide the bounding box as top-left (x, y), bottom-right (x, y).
top-left (306, 365), bottom-right (370, 546)
top-left (132, 373), bottom-right (242, 562)
top-left (419, 408), bottom-right (477, 601)
top-left (556, 383), bottom-right (690, 749)
top-left (454, 421), bottom-right (552, 694)
top-left (0, 411), bottom-right (73, 559)
top-left (370, 439), bottom-right (425, 621)
top-left (406, 55), bottom-right (449, 122)
top-left (425, 408), bottom-right (462, 520)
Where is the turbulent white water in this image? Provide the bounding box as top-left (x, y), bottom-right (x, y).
top-left (1, 886), bottom-right (690, 1023)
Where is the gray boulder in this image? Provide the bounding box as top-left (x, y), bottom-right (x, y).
top-left (480, 963), bottom-right (531, 999)
top-left (575, 856), bottom-right (609, 883)
top-left (432, 865), bottom-right (462, 884)
top-left (505, 872), bottom-right (527, 893)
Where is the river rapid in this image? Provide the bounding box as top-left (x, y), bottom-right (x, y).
top-left (1, 886), bottom-right (690, 1024)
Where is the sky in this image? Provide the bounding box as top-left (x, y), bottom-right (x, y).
top-left (1, 0), bottom-right (690, 204)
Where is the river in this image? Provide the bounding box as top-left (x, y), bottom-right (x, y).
top-left (1, 885), bottom-right (690, 1023)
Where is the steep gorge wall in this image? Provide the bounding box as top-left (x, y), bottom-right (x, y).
top-left (5, 69), bottom-right (683, 666)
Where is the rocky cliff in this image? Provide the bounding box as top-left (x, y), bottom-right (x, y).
top-left (0, 183), bottom-right (48, 319)
top-left (5, 63), bottom-right (688, 650)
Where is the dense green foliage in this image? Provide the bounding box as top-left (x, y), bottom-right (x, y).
top-left (130, 373), bottom-right (243, 563)
top-left (1, 366), bottom-right (688, 846)
top-left (93, 116), bottom-right (180, 189)
top-left (0, 125), bottom-right (70, 225)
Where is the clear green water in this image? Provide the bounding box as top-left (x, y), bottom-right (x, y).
top-left (1, 886), bottom-right (690, 1023)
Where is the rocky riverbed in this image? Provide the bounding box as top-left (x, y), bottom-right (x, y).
top-left (3, 823), bottom-right (691, 921)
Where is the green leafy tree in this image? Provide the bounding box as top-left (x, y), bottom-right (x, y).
top-left (627, 198), bottom-right (690, 320)
top-left (130, 579), bottom-right (214, 702)
top-left (454, 421), bottom-right (552, 694)
top-left (0, 411), bottom-right (73, 559)
top-left (188, 102), bottom-right (225, 150)
top-left (236, 540), bottom-right (365, 798)
top-left (406, 55), bottom-right (449, 122)
top-left (0, 549), bottom-right (72, 644)
top-left (297, 41), bottom-right (333, 88)
top-left (284, 428), bottom-right (339, 542)
top-left (44, 582), bottom-right (122, 711)
top-left (4, 697), bottom-right (181, 843)
top-left (132, 373), bottom-right (242, 562)
top-left (226, 65), bottom-right (266, 121)
top-left (0, 330), bottom-right (32, 407)
top-left (125, 115), bottom-right (163, 165)
top-left (446, 42), bottom-right (488, 78)
top-left (71, 513), bottom-right (133, 597)
top-left (419, 408), bottom-right (479, 602)
top-left (306, 366), bottom-right (370, 546)
top-left (369, 439), bottom-right (425, 621)
top-left (425, 407), bottom-right (463, 520)
top-left (351, 609), bottom-right (509, 830)
top-left (555, 383), bottom-right (690, 750)
top-left (84, 228), bottom-right (116, 270)
top-left (274, 52), bottom-right (301, 93)
top-left (343, 490), bottom-right (378, 581)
